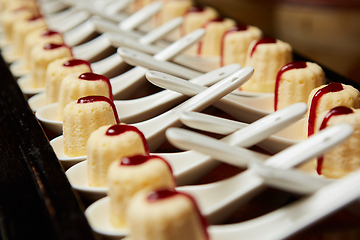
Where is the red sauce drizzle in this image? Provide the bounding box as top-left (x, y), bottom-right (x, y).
top-left (220, 24), bottom-right (248, 66)
top-left (274, 61), bottom-right (307, 111)
top-left (106, 125), bottom-right (149, 154)
top-left (250, 37), bottom-right (276, 57)
top-left (78, 72), bottom-right (113, 101)
top-left (316, 106), bottom-right (353, 175)
top-left (41, 29), bottom-right (60, 37)
top-left (147, 189), bottom-right (209, 240)
top-left (76, 95), bottom-right (120, 124)
top-left (307, 82), bottom-right (344, 137)
top-left (63, 59), bottom-right (91, 69)
top-left (43, 43), bottom-right (67, 50)
top-left (186, 5), bottom-right (205, 14)
top-left (27, 15), bottom-right (42, 21)
top-left (198, 17), bottom-right (226, 55)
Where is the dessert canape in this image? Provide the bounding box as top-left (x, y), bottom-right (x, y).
top-left (316, 106), bottom-right (360, 178)
top-left (62, 95), bottom-right (120, 157)
top-left (45, 58), bottom-right (92, 105)
top-left (241, 37), bottom-right (292, 93)
top-left (56, 72), bottom-right (112, 120)
top-left (274, 61), bottom-right (325, 111)
top-left (127, 188), bottom-right (209, 240)
top-left (87, 124), bottom-right (149, 187)
top-left (108, 155), bottom-right (175, 228)
top-left (30, 43), bottom-right (72, 88)
top-left (221, 24), bottom-right (262, 67)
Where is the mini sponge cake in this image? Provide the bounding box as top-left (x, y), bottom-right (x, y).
top-left (86, 124), bottom-right (149, 187)
top-left (45, 58), bottom-right (92, 105)
top-left (221, 24), bottom-right (262, 67)
top-left (127, 188), bottom-right (208, 240)
top-left (107, 155), bottom-right (175, 229)
top-left (30, 43), bottom-right (72, 88)
top-left (197, 17), bottom-right (236, 57)
top-left (241, 37), bottom-right (292, 93)
top-left (274, 61), bottom-right (325, 111)
top-left (157, 0), bottom-right (193, 27)
top-left (305, 83), bottom-right (360, 137)
top-left (63, 96), bottom-right (120, 157)
top-left (315, 107), bottom-right (360, 178)
top-left (57, 72), bottom-right (112, 121)
top-left (24, 29), bottom-right (64, 70)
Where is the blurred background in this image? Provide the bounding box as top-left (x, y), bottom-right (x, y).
top-left (194, 0), bottom-right (360, 85)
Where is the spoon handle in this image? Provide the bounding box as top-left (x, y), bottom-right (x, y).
top-left (118, 1), bottom-right (163, 31)
top-left (104, 0), bottom-right (133, 15)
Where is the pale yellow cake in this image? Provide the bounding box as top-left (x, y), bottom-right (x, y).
top-left (108, 155), bottom-right (175, 228)
top-left (221, 25), bottom-right (262, 67)
top-left (45, 58), bottom-right (92, 105)
top-left (157, 0), bottom-right (193, 26)
top-left (30, 43), bottom-right (72, 88)
top-left (56, 72), bottom-right (112, 121)
top-left (62, 96), bottom-right (119, 157)
top-left (127, 188), bottom-right (208, 240)
top-left (86, 124), bottom-right (148, 187)
top-left (275, 61), bottom-right (325, 111)
top-left (241, 37), bottom-right (292, 93)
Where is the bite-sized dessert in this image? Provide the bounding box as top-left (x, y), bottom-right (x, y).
top-left (45, 58), bottom-right (92, 105)
top-left (86, 124), bottom-right (149, 187)
top-left (127, 188), bottom-right (209, 240)
top-left (241, 37), bottom-right (292, 93)
top-left (62, 95), bottom-right (120, 157)
top-left (315, 106), bottom-right (360, 178)
top-left (197, 17), bottom-right (236, 57)
top-left (57, 72), bottom-right (112, 121)
top-left (24, 29), bottom-right (64, 70)
top-left (107, 155), bottom-right (175, 229)
top-left (305, 82), bottom-right (360, 137)
top-left (274, 61), bottom-right (325, 111)
top-left (0, 4), bottom-right (39, 42)
top-left (12, 15), bottom-right (47, 56)
top-left (30, 43), bottom-right (72, 88)
top-left (221, 24), bottom-right (262, 67)
top-left (156, 0), bottom-right (193, 27)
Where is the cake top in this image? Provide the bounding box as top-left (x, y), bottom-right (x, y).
top-left (63, 59), bottom-right (91, 68)
top-left (43, 43), bottom-right (69, 50)
top-left (120, 155), bottom-right (171, 172)
top-left (41, 29), bottom-right (61, 37)
top-left (186, 5), bottom-right (206, 14)
top-left (106, 125), bottom-right (149, 154)
top-left (78, 72), bottom-right (113, 101)
top-left (77, 95), bottom-right (120, 124)
top-left (250, 37), bottom-right (277, 57)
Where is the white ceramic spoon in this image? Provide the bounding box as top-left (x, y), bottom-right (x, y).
top-left (51, 67), bottom-right (253, 168)
top-left (28, 17), bottom-right (184, 111)
top-left (65, 101), bottom-right (305, 201)
top-left (40, 0), bottom-right (69, 14)
top-left (35, 28), bottom-right (205, 132)
top-left (171, 124), bottom-right (353, 224)
top-left (84, 124), bottom-right (355, 240)
top-left (146, 70), bottom-right (270, 124)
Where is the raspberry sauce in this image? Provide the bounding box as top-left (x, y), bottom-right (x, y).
top-left (76, 95), bottom-right (120, 124)
top-left (274, 61), bottom-right (307, 111)
top-left (250, 37), bottom-right (276, 57)
top-left (43, 43), bottom-right (67, 50)
top-left (41, 29), bottom-right (60, 37)
top-left (307, 82), bottom-right (344, 137)
top-left (186, 5), bottom-right (205, 14)
top-left (63, 59), bottom-right (91, 69)
top-left (220, 24), bottom-right (248, 66)
top-left (316, 106), bottom-right (353, 175)
top-left (27, 15), bottom-right (42, 21)
top-left (78, 73), bottom-right (113, 101)
top-left (147, 189), bottom-right (209, 240)
top-left (106, 125), bottom-right (149, 154)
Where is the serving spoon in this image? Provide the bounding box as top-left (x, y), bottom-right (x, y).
top-left (65, 101), bottom-right (305, 201)
top-left (28, 17), bottom-right (185, 111)
top-left (35, 28), bottom-right (205, 133)
top-left (84, 124), bottom-right (355, 240)
top-left (169, 123), bottom-right (352, 224)
top-left (50, 67), bottom-right (253, 168)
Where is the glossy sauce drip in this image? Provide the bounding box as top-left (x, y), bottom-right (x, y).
top-left (27, 15), bottom-right (42, 21)
top-left (220, 24), bottom-right (248, 66)
top-left (316, 106), bottom-right (353, 175)
top-left (63, 59), bottom-right (91, 69)
top-left (78, 73), bottom-right (113, 101)
top-left (106, 125), bottom-right (149, 154)
top-left (43, 43), bottom-right (66, 50)
top-left (307, 82), bottom-right (344, 137)
top-left (41, 30), bottom-right (60, 37)
top-left (250, 37), bottom-right (276, 57)
top-left (76, 95), bottom-right (120, 124)
top-left (197, 17), bottom-right (225, 55)
top-left (186, 5), bottom-right (205, 14)
top-left (147, 189), bottom-right (209, 240)
top-left (274, 61), bottom-right (307, 111)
